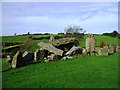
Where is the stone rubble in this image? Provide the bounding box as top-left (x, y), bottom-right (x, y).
top-left (6, 34), bottom-right (119, 68)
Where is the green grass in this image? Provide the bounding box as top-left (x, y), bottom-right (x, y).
top-left (1, 34), bottom-right (62, 43)
top-left (2, 53), bottom-right (118, 88)
top-left (1, 36), bottom-right (30, 43)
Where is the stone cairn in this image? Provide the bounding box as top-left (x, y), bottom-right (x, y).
top-left (6, 35), bottom-right (120, 68)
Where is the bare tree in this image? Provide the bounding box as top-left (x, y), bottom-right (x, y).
top-left (64, 25), bottom-right (86, 40)
top-left (64, 25), bottom-right (86, 34)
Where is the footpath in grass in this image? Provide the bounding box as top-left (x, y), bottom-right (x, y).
top-left (2, 52), bottom-right (118, 88)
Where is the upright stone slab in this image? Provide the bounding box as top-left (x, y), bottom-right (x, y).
top-left (34, 49), bottom-right (41, 62)
top-left (90, 34), bottom-right (96, 52)
top-left (116, 45), bottom-right (120, 52)
top-left (113, 45), bottom-right (117, 53)
top-left (85, 34), bottom-right (96, 55)
top-left (38, 42), bottom-right (63, 56)
top-left (86, 37), bottom-right (91, 53)
top-left (11, 51), bottom-right (22, 68)
top-left (49, 36), bottom-right (55, 43)
top-left (6, 55), bottom-right (13, 67)
top-left (82, 48), bottom-right (87, 55)
top-left (34, 51), bottom-right (37, 62)
top-left (98, 46), bottom-right (108, 56)
top-left (108, 44), bottom-right (114, 54)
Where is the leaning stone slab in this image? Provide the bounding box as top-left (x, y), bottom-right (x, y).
top-left (22, 51), bottom-right (34, 64)
top-left (11, 51), bottom-right (22, 68)
top-left (65, 46), bottom-right (82, 56)
top-left (38, 42), bottom-right (63, 56)
top-left (50, 38), bottom-right (78, 47)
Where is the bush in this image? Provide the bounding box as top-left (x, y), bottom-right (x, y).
top-left (20, 38), bottom-right (34, 52)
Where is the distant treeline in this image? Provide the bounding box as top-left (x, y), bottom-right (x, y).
top-left (102, 30), bottom-right (120, 38)
top-left (17, 33), bottom-right (65, 36)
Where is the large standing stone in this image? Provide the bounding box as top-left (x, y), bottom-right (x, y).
top-left (85, 34), bottom-right (96, 55)
top-left (11, 51), bottom-right (22, 68)
top-left (98, 46), bottom-right (108, 56)
top-left (108, 44), bottom-right (114, 54)
top-left (38, 42), bottom-right (63, 56)
top-left (65, 46), bottom-right (82, 56)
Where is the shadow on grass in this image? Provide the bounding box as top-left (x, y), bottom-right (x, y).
top-left (2, 61), bottom-right (41, 72)
top-left (2, 67), bottom-right (12, 72)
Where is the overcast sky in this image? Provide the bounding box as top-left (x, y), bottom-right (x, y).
top-left (2, 2), bottom-right (118, 36)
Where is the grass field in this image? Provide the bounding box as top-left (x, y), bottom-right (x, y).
top-left (2, 52), bottom-right (118, 88)
top-left (1, 34), bottom-right (61, 43)
top-left (1, 35), bottom-right (119, 88)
